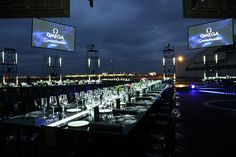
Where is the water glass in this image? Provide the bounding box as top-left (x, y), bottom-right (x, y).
top-left (41, 97), bottom-right (47, 118)
top-left (59, 94), bottom-right (68, 115)
top-left (74, 92), bottom-right (80, 108)
top-left (49, 96), bottom-right (57, 118)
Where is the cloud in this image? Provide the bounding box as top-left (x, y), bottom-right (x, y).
top-left (0, 0), bottom-right (218, 75)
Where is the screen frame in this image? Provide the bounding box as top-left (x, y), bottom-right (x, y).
top-left (31, 17), bottom-right (76, 52)
top-left (187, 18), bottom-right (234, 50)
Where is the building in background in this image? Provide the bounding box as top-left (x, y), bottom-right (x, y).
top-left (182, 44), bottom-right (236, 81)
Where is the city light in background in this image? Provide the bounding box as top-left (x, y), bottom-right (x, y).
top-left (177, 56), bottom-right (184, 63)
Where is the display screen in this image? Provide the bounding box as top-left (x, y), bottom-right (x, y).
top-left (32, 18), bottom-right (75, 52)
top-left (188, 18), bottom-right (234, 49)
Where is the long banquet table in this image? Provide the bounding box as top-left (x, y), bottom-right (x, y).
top-left (0, 84), bottom-right (167, 157)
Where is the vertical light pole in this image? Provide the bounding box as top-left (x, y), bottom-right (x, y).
top-left (2, 51), bottom-right (5, 84)
top-left (203, 55), bottom-right (206, 80)
top-left (98, 58), bottom-right (101, 80)
top-left (162, 58), bottom-right (165, 79)
top-left (215, 54), bottom-right (218, 78)
top-left (88, 58), bottom-right (91, 69)
top-left (173, 56), bottom-right (176, 82)
top-left (88, 58), bottom-right (91, 80)
top-left (98, 58), bottom-right (100, 69)
top-left (15, 52), bottom-right (18, 86)
top-left (59, 57), bottom-right (62, 82)
top-left (48, 56), bottom-right (51, 82)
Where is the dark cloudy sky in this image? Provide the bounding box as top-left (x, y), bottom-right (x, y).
top-left (0, 0), bottom-right (232, 75)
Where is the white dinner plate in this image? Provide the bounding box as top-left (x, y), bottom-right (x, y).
top-left (99, 109), bottom-right (112, 113)
top-left (66, 108), bottom-right (81, 112)
top-left (67, 120), bottom-right (89, 127)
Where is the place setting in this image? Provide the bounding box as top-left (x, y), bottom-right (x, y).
top-left (66, 108), bottom-right (82, 113)
top-left (67, 120), bottom-right (90, 127)
top-left (113, 114), bottom-right (137, 125)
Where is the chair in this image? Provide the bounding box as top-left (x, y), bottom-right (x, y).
top-left (0, 124), bottom-right (42, 157)
top-left (141, 108), bottom-right (179, 157)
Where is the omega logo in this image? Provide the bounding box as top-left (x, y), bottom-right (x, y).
top-left (200, 27), bottom-right (219, 39)
top-left (53, 28), bottom-right (59, 35)
top-left (46, 28), bottom-right (64, 40)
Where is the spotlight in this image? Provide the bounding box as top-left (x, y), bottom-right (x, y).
top-left (191, 84), bottom-right (195, 89)
top-left (177, 56), bottom-right (184, 62)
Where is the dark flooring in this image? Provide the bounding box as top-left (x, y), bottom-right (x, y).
top-left (177, 89), bottom-right (236, 157)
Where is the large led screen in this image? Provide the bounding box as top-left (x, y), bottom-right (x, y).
top-left (188, 18), bottom-right (234, 49)
top-left (32, 18), bottom-right (75, 52)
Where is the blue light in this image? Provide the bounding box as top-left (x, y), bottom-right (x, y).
top-left (191, 84), bottom-right (195, 89)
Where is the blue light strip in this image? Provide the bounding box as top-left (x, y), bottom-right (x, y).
top-left (197, 88), bottom-right (225, 90)
top-left (199, 90), bottom-right (236, 96)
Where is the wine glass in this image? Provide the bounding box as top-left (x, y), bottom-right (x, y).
top-left (80, 91), bottom-right (85, 97)
top-left (74, 92), bottom-right (80, 108)
top-left (93, 95), bottom-right (100, 106)
top-left (49, 96), bottom-right (57, 118)
top-left (106, 99), bottom-right (114, 122)
top-left (84, 96), bottom-right (94, 120)
top-left (80, 91), bottom-right (86, 109)
top-left (41, 97), bottom-right (47, 118)
top-left (59, 94), bottom-right (68, 116)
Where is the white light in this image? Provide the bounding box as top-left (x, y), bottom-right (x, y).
top-left (60, 74), bottom-right (62, 82)
top-left (215, 54), bottom-right (218, 64)
top-left (16, 76), bottom-right (19, 85)
top-left (191, 84), bottom-right (195, 89)
top-left (3, 76), bottom-right (6, 84)
top-left (98, 58), bottom-right (100, 68)
top-left (173, 57), bottom-right (175, 66)
top-left (88, 58), bottom-right (91, 68)
top-left (204, 71), bottom-right (206, 79)
top-left (15, 53), bottom-right (18, 64)
top-left (48, 56), bottom-right (51, 66)
top-left (216, 72), bottom-right (218, 78)
top-left (199, 90), bottom-right (229, 95)
top-left (163, 58), bottom-right (165, 66)
top-left (48, 110), bottom-right (89, 127)
top-left (49, 75), bottom-right (51, 82)
top-left (59, 57), bottom-right (62, 67)
top-left (2, 51), bottom-right (4, 63)
top-left (203, 55), bottom-right (206, 64)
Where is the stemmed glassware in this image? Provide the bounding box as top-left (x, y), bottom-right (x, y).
top-left (80, 91), bottom-right (86, 109)
top-left (74, 92), bottom-right (80, 109)
top-left (84, 92), bottom-right (95, 120)
top-left (59, 94), bottom-right (68, 116)
top-left (85, 96), bottom-right (92, 111)
top-left (106, 99), bottom-right (114, 122)
top-left (41, 98), bottom-right (47, 118)
top-left (49, 96), bottom-right (57, 118)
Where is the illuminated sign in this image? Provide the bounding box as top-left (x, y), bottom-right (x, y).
top-left (188, 19), bottom-right (233, 49)
top-left (32, 18), bottom-right (75, 52)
